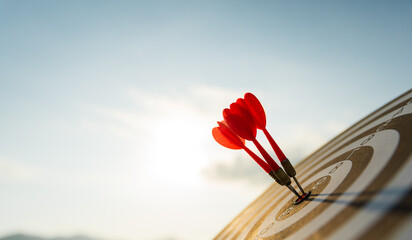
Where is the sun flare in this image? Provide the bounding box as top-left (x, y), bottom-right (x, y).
top-left (146, 112), bottom-right (209, 186)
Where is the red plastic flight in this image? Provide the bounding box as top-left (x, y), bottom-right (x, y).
top-left (212, 121), bottom-right (272, 173)
top-left (212, 121), bottom-right (245, 149)
top-left (223, 106), bottom-right (280, 172)
top-left (223, 107), bottom-right (256, 141)
top-left (244, 92), bottom-right (287, 162)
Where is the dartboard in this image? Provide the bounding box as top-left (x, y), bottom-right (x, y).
top-left (214, 89), bottom-right (412, 240)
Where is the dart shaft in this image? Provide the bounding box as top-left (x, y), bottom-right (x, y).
top-left (287, 185), bottom-right (301, 198)
top-left (252, 139), bottom-right (280, 171)
top-left (292, 176), bottom-right (306, 195)
top-left (243, 146), bottom-right (272, 173)
top-left (263, 128), bottom-right (286, 161)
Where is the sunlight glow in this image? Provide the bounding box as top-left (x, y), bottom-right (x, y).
top-left (146, 112), bottom-right (209, 186)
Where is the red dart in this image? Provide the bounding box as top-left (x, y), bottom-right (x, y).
top-left (244, 92), bottom-right (307, 195)
top-left (244, 92), bottom-right (287, 162)
top-left (214, 107), bottom-right (302, 198)
top-left (223, 108), bottom-right (280, 172)
top-left (212, 121), bottom-right (272, 173)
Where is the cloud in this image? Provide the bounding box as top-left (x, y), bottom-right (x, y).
top-left (81, 106), bottom-right (151, 139)
top-left (76, 85), bottom-right (249, 187)
top-left (202, 154), bottom-right (273, 186)
top-left (127, 84), bottom-right (244, 117)
top-left (0, 156), bottom-right (41, 182)
top-left (82, 85), bottom-right (243, 138)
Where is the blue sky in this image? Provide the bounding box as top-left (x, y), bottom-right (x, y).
top-left (0, 1), bottom-right (411, 240)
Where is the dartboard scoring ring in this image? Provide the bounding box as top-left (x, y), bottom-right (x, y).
top-left (214, 90), bottom-right (412, 240)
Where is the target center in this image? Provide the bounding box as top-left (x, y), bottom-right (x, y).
top-left (276, 175), bottom-right (331, 221)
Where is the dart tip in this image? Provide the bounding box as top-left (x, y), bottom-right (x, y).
top-left (294, 191), bottom-right (311, 205)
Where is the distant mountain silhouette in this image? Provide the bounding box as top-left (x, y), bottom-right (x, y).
top-left (0, 234), bottom-right (99, 240)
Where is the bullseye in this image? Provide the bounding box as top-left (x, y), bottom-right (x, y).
top-left (294, 191), bottom-right (311, 205)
